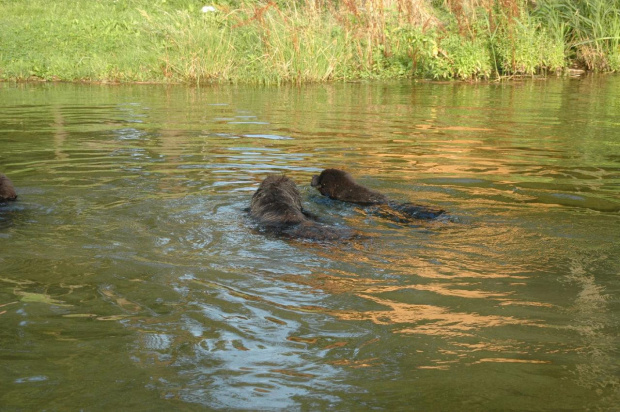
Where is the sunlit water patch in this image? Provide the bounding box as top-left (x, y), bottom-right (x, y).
top-left (1, 79), bottom-right (619, 410)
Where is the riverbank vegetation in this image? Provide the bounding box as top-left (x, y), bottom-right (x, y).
top-left (1, 0), bottom-right (619, 83)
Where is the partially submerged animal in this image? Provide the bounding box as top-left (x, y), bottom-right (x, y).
top-left (250, 175), bottom-right (349, 240)
top-left (311, 168), bottom-right (445, 220)
top-left (0, 174), bottom-right (17, 202)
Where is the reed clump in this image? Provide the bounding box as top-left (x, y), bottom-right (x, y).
top-left (535, 0), bottom-right (620, 72)
top-left (0, 0), bottom-right (617, 83)
top-left (142, 0), bottom-right (441, 83)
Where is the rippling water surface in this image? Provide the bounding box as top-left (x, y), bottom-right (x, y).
top-left (1, 78), bottom-right (619, 411)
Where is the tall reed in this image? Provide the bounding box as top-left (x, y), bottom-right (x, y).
top-left (438, 0), bottom-right (564, 77)
top-left (142, 0), bottom-right (438, 83)
top-left (535, 0), bottom-right (620, 71)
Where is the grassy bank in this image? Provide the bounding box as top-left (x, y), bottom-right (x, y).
top-left (1, 0), bottom-right (619, 83)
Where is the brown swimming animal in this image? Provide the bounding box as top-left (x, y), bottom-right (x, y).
top-left (250, 175), bottom-right (349, 240)
top-left (311, 168), bottom-right (445, 220)
top-left (0, 174), bottom-right (17, 201)
top-left (311, 169), bottom-right (387, 205)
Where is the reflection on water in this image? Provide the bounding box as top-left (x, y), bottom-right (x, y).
top-left (1, 78), bottom-right (619, 410)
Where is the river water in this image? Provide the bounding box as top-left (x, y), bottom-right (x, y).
top-left (1, 78), bottom-right (619, 411)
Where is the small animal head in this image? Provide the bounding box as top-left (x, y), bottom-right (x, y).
top-left (310, 168), bottom-right (352, 198)
top-left (0, 174), bottom-right (17, 201)
top-left (311, 168), bottom-right (387, 204)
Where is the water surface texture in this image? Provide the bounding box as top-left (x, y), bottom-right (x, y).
top-left (1, 79), bottom-right (619, 411)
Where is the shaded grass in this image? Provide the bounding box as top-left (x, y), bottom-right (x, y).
top-left (0, 0), bottom-right (617, 83)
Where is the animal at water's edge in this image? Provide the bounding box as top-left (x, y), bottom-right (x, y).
top-left (311, 168), bottom-right (445, 220)
top-left (250, 175), bottom-right (350, 240)
top-left (0, 174), bottom-right (17, 201)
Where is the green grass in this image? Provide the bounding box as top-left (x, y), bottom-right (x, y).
top-left (0, 0), bottom-right (618, 83)
top-left (0, 0), bottom-right (161, 81)
top-left (491, 8), bottom-right (565, 76)
top-left (535, 0), bottom-right (620, 71)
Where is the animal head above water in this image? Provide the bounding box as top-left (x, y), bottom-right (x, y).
top-left (311, 169), bottom-right (386, 204)
top-left (0, 174), bottom-right (17, 201)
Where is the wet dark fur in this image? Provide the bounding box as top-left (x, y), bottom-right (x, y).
top-left (311, 169), bottom-right (445, 220)
top-left (250, 175), bottom-right (348, 240)
top-left (0, 174), bottom-right (17, 202)
top-left (311, 169), bottom-right (386, 205)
